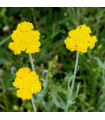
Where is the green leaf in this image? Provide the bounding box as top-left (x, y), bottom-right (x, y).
top-left (0, 36), bottom-right (11, 46)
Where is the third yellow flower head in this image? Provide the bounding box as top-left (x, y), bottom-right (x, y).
top-left (9, 21), bottom-right (41, 55)
top-left (64, 24), bottom-right (97, 53)
top-left (13, 67), bottom-right (41, 100)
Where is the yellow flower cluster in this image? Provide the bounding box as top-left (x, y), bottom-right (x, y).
top-left (13, 67), bottom-right (41, 100)
top-left (64, 24), bottom-right (97, 53)
top-left (9, 21), bottom-right (41, 55)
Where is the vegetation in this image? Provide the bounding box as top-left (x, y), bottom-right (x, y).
top-left (0, 7), bottom-right (105, 112)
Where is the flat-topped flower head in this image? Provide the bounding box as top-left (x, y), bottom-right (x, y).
top-left (13, 67), bottom-right (41, 100)
top-left (9, 21), bottom-right (41, 55)
top-left (64, 24), bottom-right (97, 53)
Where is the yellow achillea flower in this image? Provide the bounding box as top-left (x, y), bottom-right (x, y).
top-left (64, 24), bottom-right (97, 53)
top-left (13, 67), bottom-right (41, 100)
top-left (9, 21), bottom-right (41, 55)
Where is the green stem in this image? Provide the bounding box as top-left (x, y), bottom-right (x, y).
top-left (66, 52), bottom-right (79, 111)
top-left (70, 52), bottom-right (79, 96)
top-left (31, 96), bottom-right (36, 112)
top-left (29, 53), bottom-right (36, 112)
top-left (29, 53), bottom-right (35, 71)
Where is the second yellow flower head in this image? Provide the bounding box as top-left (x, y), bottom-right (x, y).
top-left (64, 24), bottom-right (97, 53)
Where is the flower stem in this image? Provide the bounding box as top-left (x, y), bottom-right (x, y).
top-left (67, 52), bottom-right (79, 111)
top-left (70, 52), bottom-right (79, 96)
top-left (29, 53), bottom-right (36, 112)
top-left (29, 53), bottom-right (35, 71)
top-left (31, 96), bottom-right (36, 112)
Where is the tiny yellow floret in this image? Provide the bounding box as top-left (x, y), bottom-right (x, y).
top-left (13, 67), bottom-right (41, 100)
top-left (64, 24), bottom-right (97, 53)
top-left (9, 21), bottom-right (41, 55)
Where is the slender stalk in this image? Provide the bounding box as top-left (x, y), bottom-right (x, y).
top-left (70, 52), bottom-right (79, 96)
top-left (31, 96), bottom-right (36, 112)
top-left (29, 53), bottom-right (36, 112)
top-left (66, 52), bottom-right (79, 111)
top-left (29, 53), bottom-right (35, 71)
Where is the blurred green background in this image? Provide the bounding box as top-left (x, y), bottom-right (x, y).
top-left (0, 7), bottom-right (105, 112)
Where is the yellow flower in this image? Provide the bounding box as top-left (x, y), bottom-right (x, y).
top-left (64, 24), bottom-right (97, 53)
top-left (13, 67), bottom-right (41, 100)
top-left (9, 21), bottom-right (41, 55)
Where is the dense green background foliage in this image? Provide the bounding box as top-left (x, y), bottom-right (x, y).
top-left (0, 7), bottom-right (105, 112)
